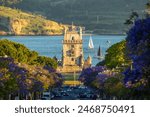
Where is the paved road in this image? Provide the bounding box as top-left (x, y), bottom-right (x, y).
top-left (50, 86), bottom-right (98, 100)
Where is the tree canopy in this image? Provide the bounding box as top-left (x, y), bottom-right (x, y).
top-left (0, 39), bottom-right (63, 99)
top-left (0, 39), bottom-right (38, 63)
top-left (124, 18), bottom-right (150, 91)
top-left (98, 40), bottom-right (130, 69)
top-left (0, 39), bottom-right (57, 68)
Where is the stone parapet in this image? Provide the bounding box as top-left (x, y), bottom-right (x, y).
top-left (62, 40), bottom-right (82, 44)
top-left (57, 65), bottom-right (82, 73)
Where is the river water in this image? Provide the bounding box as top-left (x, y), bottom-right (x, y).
top-left (0, 35), bottom-right (126, 65)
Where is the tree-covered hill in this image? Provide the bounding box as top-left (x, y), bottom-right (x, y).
top-left (0, 6), bottom-right (64, 35)
top-left (0, 0), bottom-right (21, 5)
top-left (9, 0), bottom-right (147, 34)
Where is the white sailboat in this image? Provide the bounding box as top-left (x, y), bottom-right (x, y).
top-left (106, 40), bottom-right (111, 47)
top-left (88, 36), bottom-right (94, 49)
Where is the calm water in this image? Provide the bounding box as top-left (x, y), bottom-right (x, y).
top-left (0, 35), bottom-right (126, 65)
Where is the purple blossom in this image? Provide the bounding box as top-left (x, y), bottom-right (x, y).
top-left (79, 66), bottom-right (110, 87)
top-left (124, 17), bottom-right (150, 89)
top-left (96, 73), bottom-right (110, 84)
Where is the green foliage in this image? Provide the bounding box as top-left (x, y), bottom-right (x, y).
top-left (36, 56), bottom-right (57, 69)
top-left (0, 24), bottom-right (9, 31)
top-left (0, 39), bottom-right (62, 99)
top-left (0, 39), bottom-right (57, 69)
top-left (104, 40), bottom-right (130, 69)
top-left (9, 0), bottom-right (146, 34)
top-left (104, 77), bottom-right (120, 94)
top-left (0, 39), bottom-right (38, 64)
top-left (96, 60), bottom-right (105, 66)
top-left (0, 0), bottom-right (21, 6)
top-left (0, 62), bottom-right (18, 99)
top-left (0, 57), bottom-right (62, 99)
top-left (104, 77), bottom-right (128, 98)
top-left (95, 40), bottom-right (133, 99)
top-left (146, 2), bottom-right (150, 13)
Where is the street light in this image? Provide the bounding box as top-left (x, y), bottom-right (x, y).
top-left (74, 71), bottom-right (76, 86)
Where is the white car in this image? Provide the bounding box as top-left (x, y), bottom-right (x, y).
top-left (41, 92), bottom-right (51, 100)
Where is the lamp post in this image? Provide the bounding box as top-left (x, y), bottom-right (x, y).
top-left (74, 71), bottom-right (76, 86)
top-left (130, 61), bottom-right (133, 70)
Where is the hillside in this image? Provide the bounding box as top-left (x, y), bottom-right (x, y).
top-left (10, 0), bottom-right (147, 34)
top-left (0, 0), bottom-right (21, 5)
top-left (0, 6), bottom-right (64, 35)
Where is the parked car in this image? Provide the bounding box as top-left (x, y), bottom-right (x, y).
top-left (41, 92), bottom-right (51, 100)
top-left (53, 92), bottom-right (62, 98)
top-left (78, 93), bottom-right (87, 99)
top-left (61, 91), bottom-right (69, 96)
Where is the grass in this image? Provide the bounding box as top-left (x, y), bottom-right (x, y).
top-left (62, 73), bottom-right (82, 85)
top-left (62, 73), bottom-right (80, 81)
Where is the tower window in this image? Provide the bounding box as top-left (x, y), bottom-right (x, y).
top-left (66, 50), bottom-right (71, 56)
top-left (72, 36), bottom-right (75, 41)
top-left (71, 58), bottom-right (74, 61)
top-left (71, 45), bottom-right (74, 48)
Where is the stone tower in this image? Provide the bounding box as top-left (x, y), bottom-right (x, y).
top-left (57, 25), bottom-right (92, 73)
top-left (57, 25), bottom-right (84, 73)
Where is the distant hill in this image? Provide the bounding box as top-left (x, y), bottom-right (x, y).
top-left (10, 0), bottom-right (147, 34)
top-left (0, 0), bottom-right (21, 5)
top-left (0, 6), bottom-right (64, 35)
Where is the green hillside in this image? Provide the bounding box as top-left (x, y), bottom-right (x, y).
top-left (0, 0), bottom-right (21, 5)
top-left (10, 0), bottom-right (147, 34)
top-left (0, 6), bottom-right (64, 35)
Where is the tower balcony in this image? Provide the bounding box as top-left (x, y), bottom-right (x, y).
top-left (62, 40), bottom-right (82, 44)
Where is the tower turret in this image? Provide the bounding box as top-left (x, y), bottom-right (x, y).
top-left (83, 55), bottom-right (92, 69)
top-left (87, 55), bottom-right (92, 65)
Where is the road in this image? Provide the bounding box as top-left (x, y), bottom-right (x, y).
top-left (44, 86), bottom-right (99, 100)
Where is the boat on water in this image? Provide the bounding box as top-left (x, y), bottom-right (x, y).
top-left (94, 45), bottom-right (104, 59)
top-left (106, 40), bottom-right (110, 44)
top-left (106, 40), bottom-right (111, 46)
top-left (88, 35), bottom-right (94, 49)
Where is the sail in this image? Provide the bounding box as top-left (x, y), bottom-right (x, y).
top-left (97, 46), bottom-right (102, 57)
top-left (106, 40), bottom-right (111, 46)
top-left (96, 45), bottom-right (104, 60)
top-left (88, 36), bottom-right (94, 49)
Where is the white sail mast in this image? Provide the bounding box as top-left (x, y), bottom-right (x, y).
top-left (88, 36), bottom-right (94, 49)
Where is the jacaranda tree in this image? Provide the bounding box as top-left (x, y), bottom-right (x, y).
top-left (124, 18), bottom-right (150, 98)
top-left (79, 66), bottom-right (110, 89)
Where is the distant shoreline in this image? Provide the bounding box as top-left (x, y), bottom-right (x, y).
top-left (84, 33), bottom-right (126, 36)
top-left (0, 33), bottom-right (126, 37)
top-left (0, 34), bottom-right (64, 36)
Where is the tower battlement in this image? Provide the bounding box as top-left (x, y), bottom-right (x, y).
top-left (62, 40), bottom-right (82, 44)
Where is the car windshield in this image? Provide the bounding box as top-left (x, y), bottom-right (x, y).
top-left (43, 95), bottom-right (49, 97)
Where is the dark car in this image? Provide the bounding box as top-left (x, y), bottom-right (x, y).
top-left (61, 91), bottom-right (69, 96)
